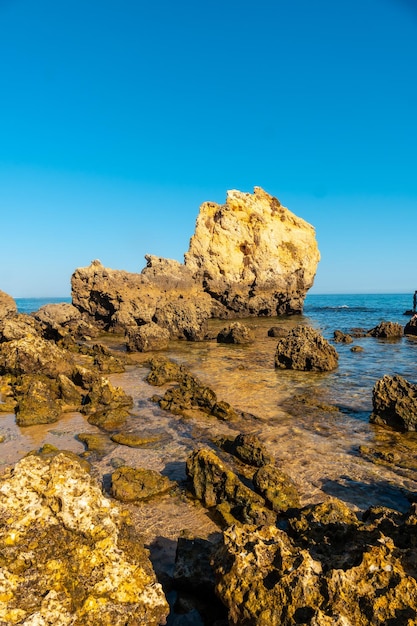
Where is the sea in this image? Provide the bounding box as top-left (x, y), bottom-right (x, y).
top-left (3, 292), bottom-right (417, 521)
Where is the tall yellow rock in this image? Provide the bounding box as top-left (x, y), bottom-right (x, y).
top-left (185, 187), bottom-right (320, 316)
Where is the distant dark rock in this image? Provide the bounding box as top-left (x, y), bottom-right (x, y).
top-left (333, 329), bottom-right (353, 343)
top-left (404, 315), bottom-right (417, 337)
top-left (368, 321), bottom-right (403, 338)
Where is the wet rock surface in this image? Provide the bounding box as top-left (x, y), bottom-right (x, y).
top-left (275, 325), bottom-right (339, 371)
top-left (370, 374), bottom-right (417, 431)
top-left (368, 321), bottom-right (403, 338)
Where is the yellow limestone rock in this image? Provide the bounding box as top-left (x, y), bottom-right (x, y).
top-left (185, 187), bottom-right (320, 315)
top-left (0, 453), bottom-right (169, 625)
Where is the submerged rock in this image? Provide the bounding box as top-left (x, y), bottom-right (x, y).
top-left (0, 453), bottom-right (169, 625)
top-left (370, 374), bottom-right (417, 431)
top-left (110, 465), bottom-right (175, 502)
top-left (275, 325), bottom-right (339, 371)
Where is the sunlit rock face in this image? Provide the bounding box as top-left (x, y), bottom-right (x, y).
top-left (185, 187), bottom-right (320, 316)
top-left (70, 188), bottom-right (320, 338)
top-left (0, 289), bottom-right (17, 320)
top-left (0, 452), bottom-right (169, 625)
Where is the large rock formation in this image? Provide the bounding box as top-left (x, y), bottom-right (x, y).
top-left (185, 187), bottom-right (320, 316)
top-left (70, 188), bottom-right (320, 340)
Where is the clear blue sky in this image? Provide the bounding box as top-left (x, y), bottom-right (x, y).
top-left (1, 0), bottom-right (416, 297)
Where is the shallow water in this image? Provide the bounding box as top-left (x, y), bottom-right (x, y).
top-left (2, 294), bottom-right (417, 523)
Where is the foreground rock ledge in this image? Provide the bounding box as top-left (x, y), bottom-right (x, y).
top-left (0, 453), bottom-right (169, 625)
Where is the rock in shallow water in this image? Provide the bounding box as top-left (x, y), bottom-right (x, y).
top-left (0, 452), bottom-right (169, 625)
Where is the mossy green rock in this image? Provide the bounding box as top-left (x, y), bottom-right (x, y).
top-left (15, 375), bottom-right (62, 426)
top-left (186, 448), bottom-right (276, 526)
top-left (0, 453), bottom-right (169, 624)
top-left (111, 431), bottom-right (167, 448)
top-left (253, 463), bottom-right (300, 512)
top-left (110, 466), bottom-right (174, 502)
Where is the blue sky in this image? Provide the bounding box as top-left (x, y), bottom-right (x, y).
top-left (1, 0), bottom-right (416, 297)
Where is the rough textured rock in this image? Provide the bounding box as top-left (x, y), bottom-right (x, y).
top-left (0, 314), bottom-right (39, 343)
top-left (216, 322), bottom-right (254, 344)
top-left (126, 322), bottom-right (170, 352)
top-left (405, 314), bottom-right (417, 337)
top-left (148, 357), bottom-right (238, 421)
top-left (110, 465), bottom-right (174, 502)
top-left (184, 187), bottom-right (320, 316)
top-left (275, 325), bottom-right (339, 371)
top-left (186, 448), bottom-right (276, 527)
top-left (32, 302), bottom-right (100, 341)
top-left (70, 189), bottom-right (320, 340)
top-left (0, 334), bottom-right (75, 378)
top-left (213, 516), bottom-right (417, 626)
top-left (0, 453), bottom-right (169, 625)
top-left (222, 433), bottom-right (274, 467)
top-left (368, 321), bottom-right (403, 338)
top-left (370, 374), bottom-right (417, 431)
top-left (71, 257), bottom-right (212, 340)
top-left (253, 464), bottom-right (300, 512)
top-left (333, 329), bottom-right (353, 343)
top-left (0, 289), bottom-right (17, 319)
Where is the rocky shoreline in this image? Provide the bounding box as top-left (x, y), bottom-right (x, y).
top-left (1, 189), bottom-right (417, 624)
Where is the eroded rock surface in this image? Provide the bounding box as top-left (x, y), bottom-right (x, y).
top-left (275, 325), bottom-right (339, 371)
top-left (370, 374), bottom-right (417, 431)
top-left (0, 289), bottom-right (17, 319)
top-left (185, 187), bottom-right (320, 316)
top-left (70, 188), bottom-right (320, 340)
top-left (0, 453), bottom-right (169, 625)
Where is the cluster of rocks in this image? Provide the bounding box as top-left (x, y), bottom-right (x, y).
top-left (0, 303), bottom-right (132, 430)
top-left (71, 187), bottom-right (321, 346)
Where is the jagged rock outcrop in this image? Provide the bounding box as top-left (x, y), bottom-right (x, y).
top-left (71, 257), bottom-right (212, 340)
top-left (275, 325), bottom-right (339, 371)
top-left (0, 452), bottom-right (169, 625)
top-left (70, 188), bottom-right (320, 339)
top-left (0, 289), bottom-right (17, 319)
top-left (32, 302), bottom-right (100, 341)
top-left (213, 503), bottom-right (417, 626)
top-left (184, 187), bottom-right (320, 316)
top-left (370, 374), bottom-right (417, 431)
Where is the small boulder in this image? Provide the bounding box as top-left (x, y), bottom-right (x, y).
top-left (126, 322), bottom-right (170, 352)
top-left (110, 465), bottom-right (174, 502)
top-left (217, 322), bottom-right (254, 344)
top-left (368, 321), bottom-right (403, 338)
top-left (253, 464), bottom-right (300, 512)
top-left (370, 374), bottom-right (417, 431)
top-left (275, 325), bottom-right (338, 371)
